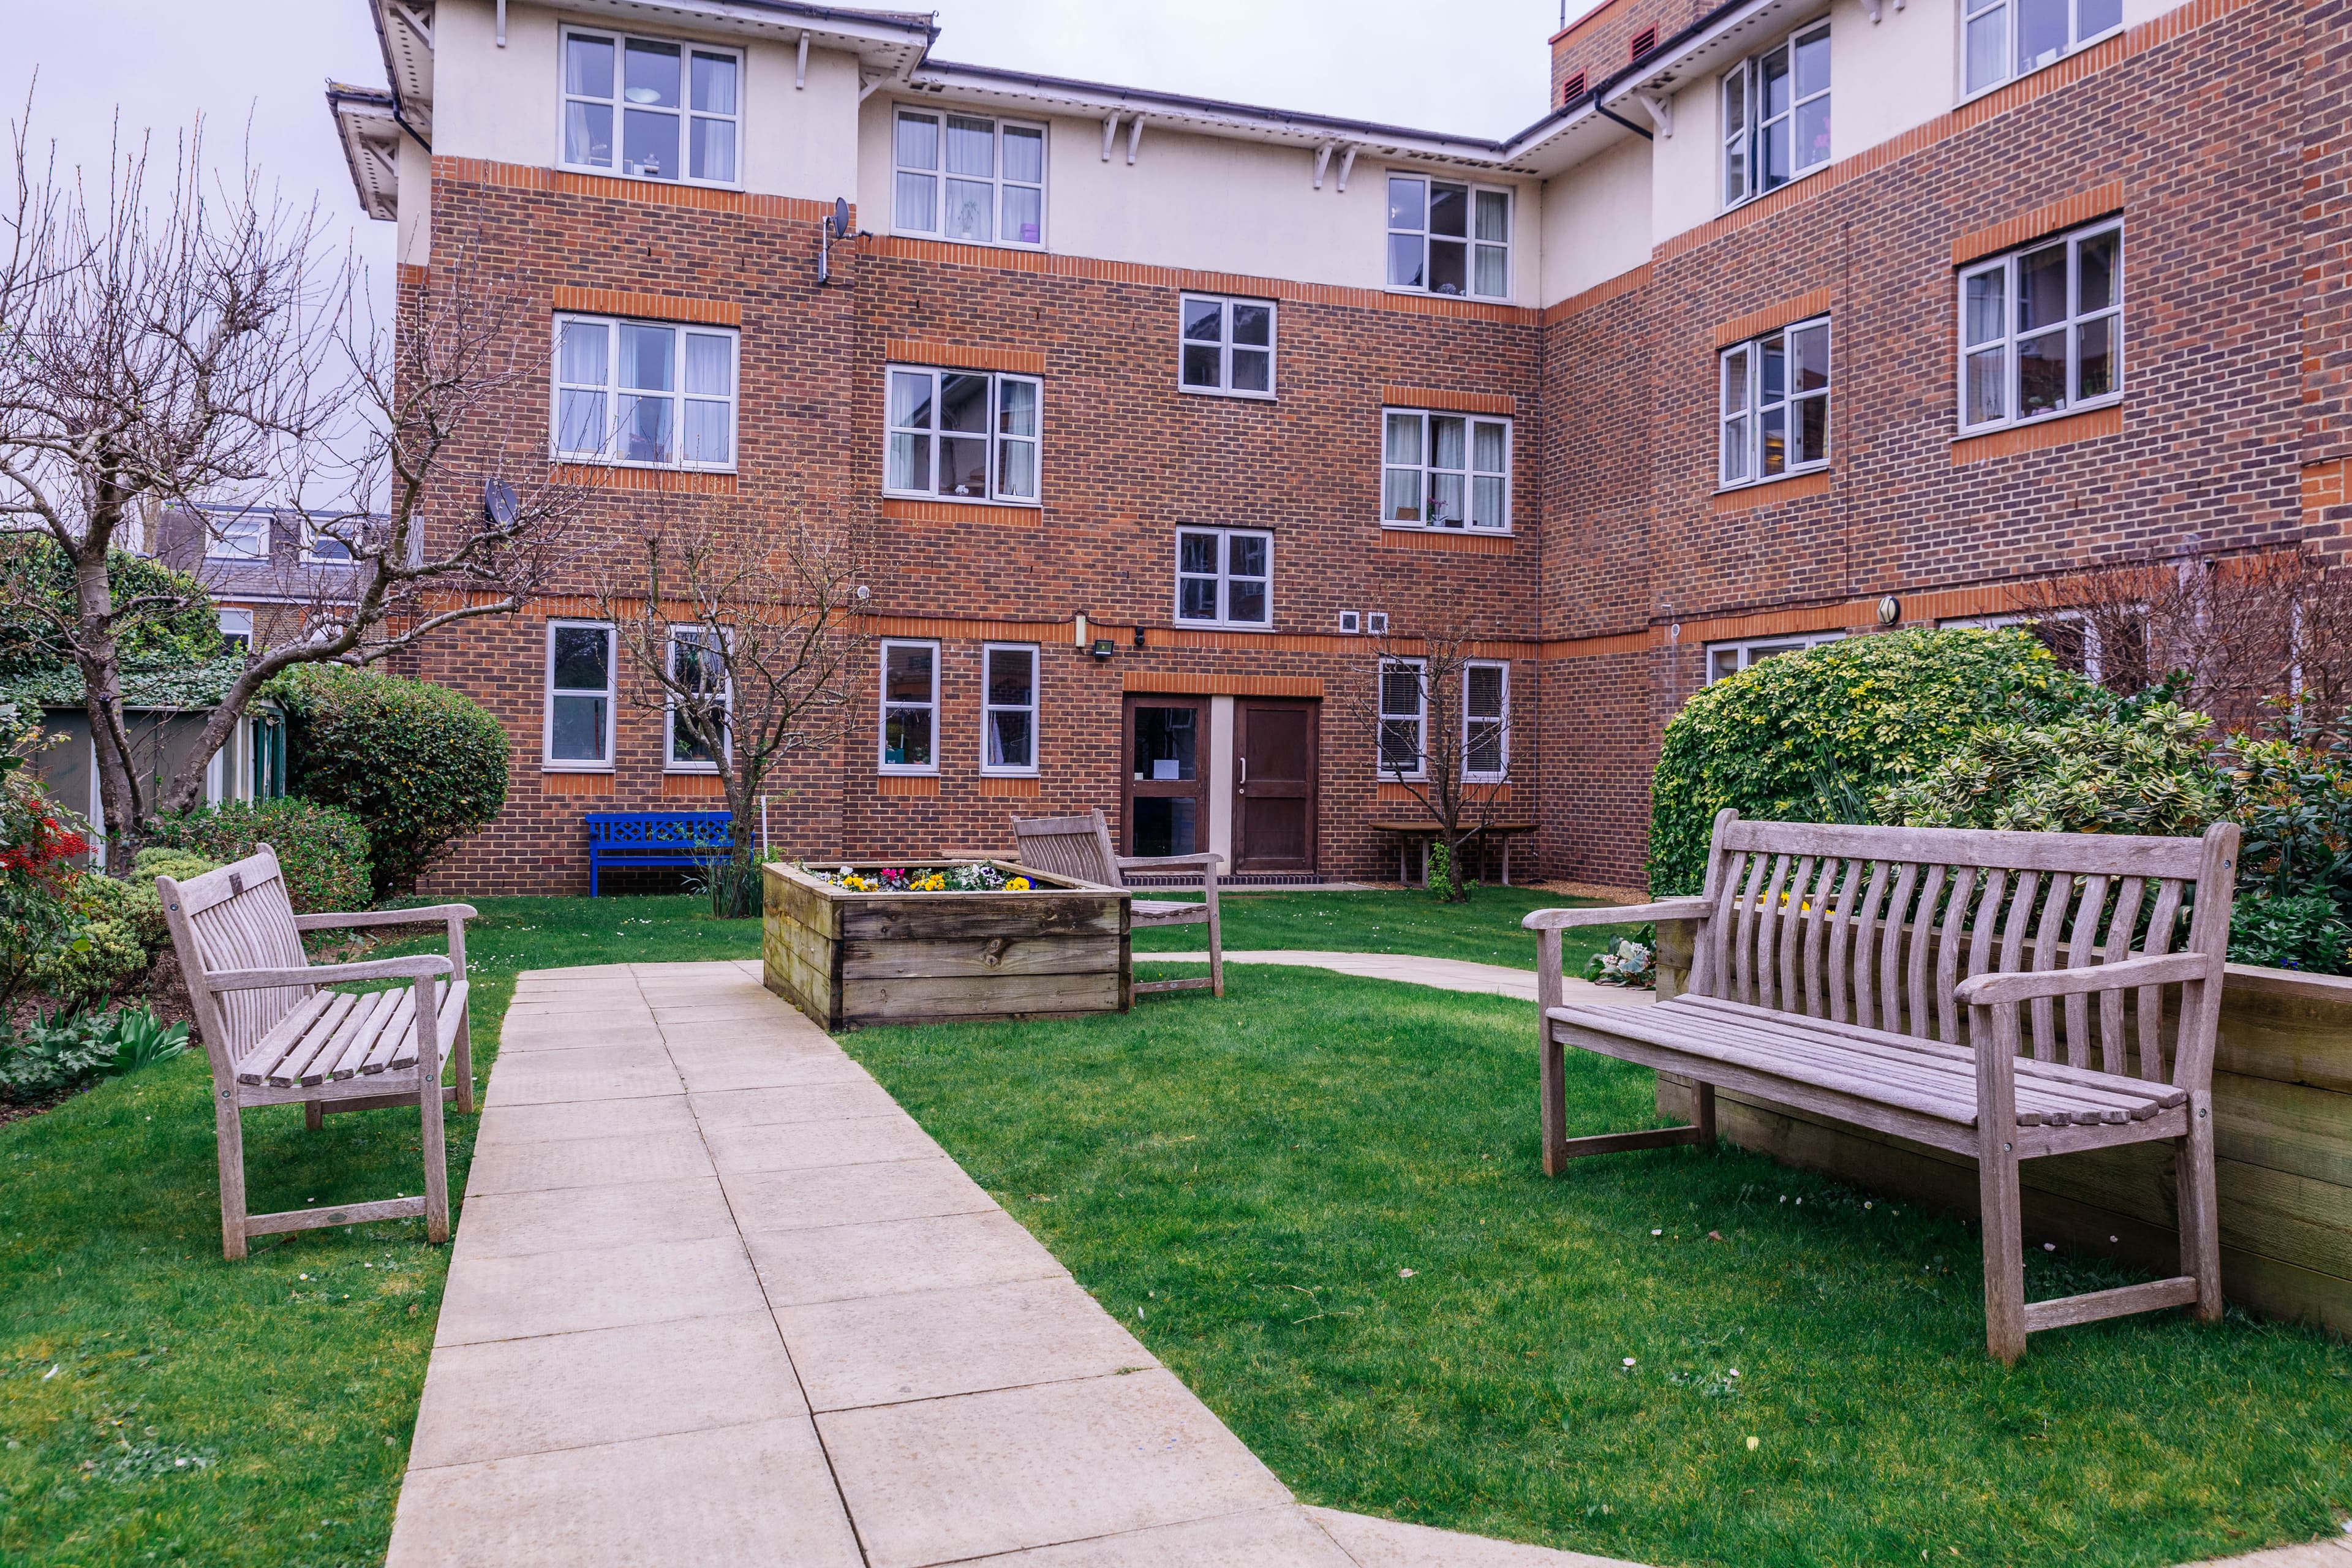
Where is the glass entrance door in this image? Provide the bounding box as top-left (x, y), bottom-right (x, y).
top-left (1123, 696), bottom-right (1208, 857)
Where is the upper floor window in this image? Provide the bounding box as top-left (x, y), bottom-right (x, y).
top-left (982, 644), bottom-right (1039, 775)
top-left (1722, 23), bottom-right (1830, 208)
top-left (1958, 222), bottom-right (2119, 434)
top-left (1720, 316), bottom-right (1830, 487)
top-left (1965, 0), bottom-right (2122, 94)
top-left (1387, 176), bottom-right (1511, 300)
top-left (561, 29), bottom-right (741, 185)
top-left (886, 366), bottom-right (1041, 503)
top-left (217, 608), bottom-right (254, 655)
top-left (1382, 410), bottom-right (1511, 530)
top-left (880, 639), bottom-right (938, 774)
top-left (545, 621), bottom-right (616, 767)
top-left (1179, 296), bottom-right (1275, 398)
top-left (303, 514), bottom-right (359, 565)
top-left (554, 315), bottom-right (737, 471)
top-left (893, 110), bottom-right (1046, 247)
top-left (1175, 527), bottom-right (1272, 628)
top-left (1464, 661), bottom-right (1509, 782)
top-left (1706, 631), bottom-right (1842, 684)
top-left (207, 507), bottom-right (268, 560)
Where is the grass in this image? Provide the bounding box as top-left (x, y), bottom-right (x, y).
top-left (1129, 884), bottom-right (1632, 972)
top-left (842, 962), bottom-right (2352, 1568)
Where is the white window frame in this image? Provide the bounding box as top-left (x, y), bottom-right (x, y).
top-left (1956, 221), bottom-right (2122, 437)
top-left (663, 626), bottom-right (731, 774)
top-left (1719, 315), bottom-right (1832, 489)
top-left (1380, 409), bottom-right (1513, 531)
top-left (557, 25), bottom-right (743, 187)
top-left (1177, 294), bottom-right (1278, 399)
top-left (883, 364), bottom-right (1042, 505)
top-left (1720, 23), bottom-right (1831, 211)
top-left (1385, 175), bottom-right (1513, 300)
top-left (1173, 527), bottom-right (1273, 629)
top-left (1704, 631), bottom-right (1844, 684)
top-left (217, 608), bottom-right (254, 653)
top-left (543, 620), bottom-right (618, 771)
top-left (1961, 0), bottom-right (2124, 98)
top-left (890, 107), bottom-right (1049, 250)
top-left (1378, 656), bottom-right (1429, 780)
top-left (301, 514), bottom-right (360, 565)
top-left (1463, 660), bottom-right (1510, 783)
top-left (1938, 612), bottom-right (2114, 680)
top-left (979, 642), bottom-right (1041, 777)
top-left (878, 638), bottom-right (941, 775)
top-left (551, 314), bottom-right (739, 472)
top-left (206, 507), bottom-right (268, 561)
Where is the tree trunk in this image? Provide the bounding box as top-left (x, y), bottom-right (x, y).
top-left (71, 537), bottom-right (148, 873)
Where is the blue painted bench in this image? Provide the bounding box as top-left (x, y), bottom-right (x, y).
top-left (584, 812), bottom-right (733, 897)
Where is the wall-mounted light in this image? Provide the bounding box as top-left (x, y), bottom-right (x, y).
top-left (1876, 595), bottom-right (1902, 626)
top-left (1090, 638), bottom-right (1116, 661)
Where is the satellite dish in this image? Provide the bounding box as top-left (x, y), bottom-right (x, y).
top-left (483, 478), bottom-right (519, 529)
top-left (832, 196), bottom-right (850, 238)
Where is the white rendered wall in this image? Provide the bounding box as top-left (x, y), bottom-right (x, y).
top-left (1539, 132), bottom-right (1651, 306)
top-left (1833, 0), bottom-right (1950, 160)
top-left (397, 136), bottom-right (432, 266)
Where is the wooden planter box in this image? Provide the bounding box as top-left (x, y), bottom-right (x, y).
top-left (1653, 919), bottom-right (2352, 1338)
top-left (763, 860), bottom-right (1131, 1030)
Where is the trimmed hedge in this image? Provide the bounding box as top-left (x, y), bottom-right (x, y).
top-left (1875, 701), bottom-right (2225, 837)
top-left (274, 665), bottom-right (508, 897)
top-left (1646, 628), bottom-right (2094, 895)
top-left (145, 798), bottom-right (372, 916)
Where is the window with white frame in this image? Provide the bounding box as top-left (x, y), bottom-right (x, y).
top-left (545, 622), bottom-right (616, 767)
top-left (880, 639), bottom-right (938, 772)
top-left (1705, 630), bottom-right (1843, 684)
top-left (1382, 410), bottom-right (1511, 529)
top-left (981, 644), bottom-right (1038, 774)
top-left (1174, 528), bottom-right (1272, 628)
top-left (1378, 658), bottom-right (1427, 777)
top-left (892, 108), bottom-right (1046, 247)
top-left (1958, 222), bottom-right (2120, 434)
top-left (1386, 176), bottom-right (1511, 299)
top-left (666, 627), bottom-right (729, 771)
top-left (1721, 23), bottom-right (1831, 209)
top-left (303, 514), bottom-right (358, 564)
top-left (1964, 0), bottom-right (2122, 95)
top-left (1463, 661), bottom-right (1509, 781)
top-left (206, 507), bottom-right (268, 560)
top-left (554, 315), bottom-right (737, 470)
top-left (217, 608), bottom-right (254, 655)
top-left (885, 366), bottom-right (1040, 502)
top-left (1178, 295), bottom-right (1275, 398)
top-left (1938, 612), bottom-right (2130, 682)
top-left (1720, 316), bottom-right (1830, 486)
top-left (560, 28), bottom-right (741, 184)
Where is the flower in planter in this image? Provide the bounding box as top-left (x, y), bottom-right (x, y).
top-left (1006, 876), bottom-right (1031, 891)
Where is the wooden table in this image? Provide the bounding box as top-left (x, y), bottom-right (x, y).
top-left (1370, 820), bottom-right (1538, 887)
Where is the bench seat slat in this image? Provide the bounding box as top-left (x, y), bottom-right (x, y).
top-left (232, 993), bottom-right (336, 1086)
top-left (327, 989), bottom-right (412, 1080)
top-left (257, 993), bottom-right (359, 1087)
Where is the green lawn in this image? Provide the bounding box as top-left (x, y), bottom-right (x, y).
top-left (1131, 884), bottom-right (1628, 971)
top-left (843, 962), bottom-right (2352, 1568)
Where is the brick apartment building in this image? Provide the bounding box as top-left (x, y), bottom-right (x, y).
top-left (324, 0), bottom-right (2349, 896)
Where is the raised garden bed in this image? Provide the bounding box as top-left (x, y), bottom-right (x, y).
top-left (763, 859), bottom-right (1130, 1030)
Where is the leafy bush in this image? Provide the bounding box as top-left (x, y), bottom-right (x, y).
top-left (1647, 628), bottom-right (2093, 894)
top-left (1875, 702), bottom-right (2227, 837)
top-left (127, 847), bottom-right (221, 951)
top-left (145, 797), bottom-right (371, 916)
top-left (33, 873), bottom-right (147, 1001)
top-left (0, 718), bottom-right (97, 1014)
top-left (0, 1006), bottom-right (187, 1104)
top-left (2226, 892), bottom-right (2352, 973)
top-left (2222, 734), bottom-right (2352, 909)
top-left (274, 665), bottom-right (508, 897)
top-left (0, 536), bottom-right (220, 678)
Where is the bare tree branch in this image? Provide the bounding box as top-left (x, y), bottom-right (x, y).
top-left (1337, 617), bottom-right (1512, 900)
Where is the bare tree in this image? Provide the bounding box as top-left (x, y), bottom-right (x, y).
top-left (598, 511), bottom-right (865, 916)
top-left (1344, 620), bottom-right (1512, 901)
top-left (0, 108), bottom-right (581, 866)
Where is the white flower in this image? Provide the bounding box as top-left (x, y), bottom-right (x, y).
top-left (1398, 1268), bottom-right (1417, 1278)
top-left (1622, 1357), bottom-right (1637, 1368)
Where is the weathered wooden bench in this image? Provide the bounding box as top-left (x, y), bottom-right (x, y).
top-left (586, 810), bottom-right (731, 896)
top-left (1012, 808), bottom-right (1226, 998)
top-left (156, 846), bottom-right (477, 1261)
top-left (1524, 810), bottom-right (2239, 1362)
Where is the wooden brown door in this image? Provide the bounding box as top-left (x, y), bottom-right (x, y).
top-left (1123, 696), bottom-right (1210, 857)
top-left (1235, 699), bottom-right (1317, 873)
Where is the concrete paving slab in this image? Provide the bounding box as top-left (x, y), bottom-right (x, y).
top-left (688, 1078), bottom-right (904, 1129)
top-left (956, 1507), bottom-right (1357, 1566)
top-left (704, 1112), bottom-right (940, 1175)
top-left (454, 1176), bottom-right (736, 1261)
top-left (816, 1369), bottom-right (1293, 1568)
top-left (778, 1274), bottom-right (1156, 1412)
top-left (464, 1128), bottom-right (715, 1197)
top-left (1307, 1507), bottom-right (1651, 1568)
top-left (671, 1046), bottom-right (863, 1095)
top-left (435, 1235), bottom-right (766, 1346)
top-left (408, 1310), bottom-right (807, 1468)
top-left (748, 1209), bottom-right (1067, 1306)
top-left (496, 1025), bottom-right (669, 1054)
top-left (652, 1003), bottom-right (810, 1025)
top-left (485, 1044), bottom-right (680, 1105)
top-left (389, 1418), bottom-right (861, 1568)
top-left (723, 1156), bottom-right (998, 1234)
top-left (477, 1095), bottom-right (698, 1145)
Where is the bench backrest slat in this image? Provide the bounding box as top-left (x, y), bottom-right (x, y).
top-left (1691, 815), bottom-right (2237, 1095)
top-left (1010, 810), bottom-right (1120, 887)
top-left (156, 846), bottom-right (310, 1080)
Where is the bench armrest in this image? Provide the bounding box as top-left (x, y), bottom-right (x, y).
top-left (1522, 898), bottom-right (1713, 932)
top-left (1954, 951), bottom-right (2212, 1006)
top-left (205, 954), bottom-right (453, 993)
top-left (293, 905), bottom-right (477, 931)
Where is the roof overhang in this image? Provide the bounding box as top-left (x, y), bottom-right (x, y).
top-left (1600, 0), bottom-right (1831, 116)
top-left (519, 0), bottom-right (935, 75)
top-left (327, 84), bottom-right (402, 221)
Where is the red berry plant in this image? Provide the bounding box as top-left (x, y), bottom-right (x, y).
top-left (0, 726), bottom-right (99, 1018)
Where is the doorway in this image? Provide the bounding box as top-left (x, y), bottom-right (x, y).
top-left (1234, 698), bottom-right (1317, 874)
top-left (1123, 695), bottom-right (1210, 857)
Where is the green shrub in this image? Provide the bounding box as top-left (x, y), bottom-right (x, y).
top-left (0, 1006), bottom-right (187, 1104)
top-left (274, 665), bottom-right (508, 897)
top-left (2222, 734), bottom-right (2352, 910)
top-left (1646, 628), bottom-right (2093, 894)
top-left (2226, 891), bottom-right (2352, 973)
top-left (119, 847), bottom-right (222, 956)
top-left (145, 797), bottom-right (372, 916)
top-left (34, 874), bottom-right (148, 1002)
top-left (0, 536), bottom-right (220, 678)
top-left (1874, 701), bottom-right (2226, 837)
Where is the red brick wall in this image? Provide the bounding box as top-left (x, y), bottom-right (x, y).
top-left (1549, 0), bottom-right (1713, 105)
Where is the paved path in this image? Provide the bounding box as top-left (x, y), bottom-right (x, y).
top-left (387, 960), bottom-right (1641, 1567)
top-left (1144, 949), bottom-right (1656, 1005)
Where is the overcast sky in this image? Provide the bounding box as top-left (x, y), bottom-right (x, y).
top-left (1, 0), bottom-right (1570, 327)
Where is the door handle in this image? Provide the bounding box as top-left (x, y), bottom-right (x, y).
top-left (1237, 757), bottom-right (1247, 791)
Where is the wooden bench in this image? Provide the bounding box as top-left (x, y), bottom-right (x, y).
top-left (1523, 810), bottom-right (2239, 1362)
top-left (1370, 818), bottom-right (1538, 887)
top-left (586, 810), bottom-right (731, 896)
top-left (1012, 808), bottom-right (1226, 998)
top-left (156, 846), bottom-right (477, 1261)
